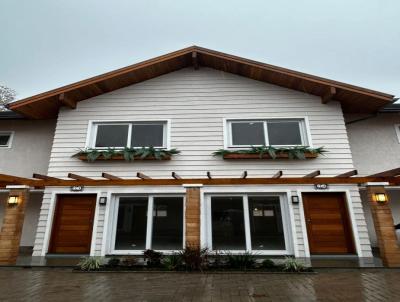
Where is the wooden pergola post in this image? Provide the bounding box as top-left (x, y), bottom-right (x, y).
top-left (0, 186), bottom-right (30, 265)
top-left (184, 184), bottom-right (202, 249)
top-left (366, 184), bottom-right (400, 267)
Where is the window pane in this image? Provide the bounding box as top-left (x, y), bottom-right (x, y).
top-left (131, 124), bottom-right (164, 147)
top-left (231, 122), bottom-right (265, 146)
top-left (248, 196), bottom-right (285, 250)
top-left (0, 135), bottom-right (10, 146)
top-left (95, 125), bottom-right (128, 147)
top-left (267, 121), bottom-right (302, 145)
top-left (115, 197), bottom-right (148, 250)
top-left (211, 196), bottom-right (246, 250)
top-left (152, 197), bottom-right (183, 250)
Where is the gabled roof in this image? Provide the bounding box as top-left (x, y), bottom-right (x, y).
top-left (8, 46), bottom-right (395, 118)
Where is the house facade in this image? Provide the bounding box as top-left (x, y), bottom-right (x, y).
top-left (0, 46), bottom-right (398, 266)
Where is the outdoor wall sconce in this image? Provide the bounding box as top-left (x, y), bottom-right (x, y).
top-left (375, 193), bottom-right (388, 204)
top-left (8, 195), bottom-right (19, 206)
top-left (291, 195), bottom-right (299, 204)
top-left (99, 196), bottom-right (107, 206)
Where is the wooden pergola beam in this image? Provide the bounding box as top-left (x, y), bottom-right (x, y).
top-left (241, 171), bottom-right (248, 179)
top-left (137, 172), bottom-right (151, 180)
top-left (304, 170), bottom-right (321, 178)
top-left (321, 86), bottom-right (337, 104)
top-left (272, 171), bottom-right (283, 178)
top-left (67, 173), bottom-right (93, 180)
top-left (32, 173), bottom-right (61, 181)
top-left (59, 93), bottom-right (77, 109)
top-left (0, 173), bottom-right (42, 186)
top-left (207, 172), bottom-right (212, 179)
top-left (369, 167), bottom-right (400, 177)
top-left (192, 51), bottom-right (199, 70)
top-left (171, 172), bottom-right (181, 179)
top-left (336, 170), bottom-right (358, 178)
top-left (101, 172), bottom-right (121, 180)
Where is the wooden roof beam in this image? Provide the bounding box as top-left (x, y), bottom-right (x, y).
top-left (192, 51), bottom-right (199, 70)
top-left (304, 170), bottom-right (321, 178)
top-left (59, 93), bottom-right (77, 109)
top-left (241, 171), bottom-right (248, 179)
top-left (137, 172), bottom-right (151, 180)
top-left (101, 172), bottom-right (122, 180)
top-left (322, 86), bottom-right (337, 104)
top-left (272, 171), bottom-right (283, 178)
top-left (32, 173), bottom-right (61, 181)
top-left (0, 173), bottom-right (42, 186)
top-left (171, 172), bottom-right (181, 179)
top-left (368, 167), bottom-right (400, 177)
top-left (68, 173), bottom-right (93, 180)
top-left (336, 170), bottom-right (358, 178)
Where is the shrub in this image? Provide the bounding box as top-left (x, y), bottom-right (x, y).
top-left (282, 257), bottom-right (307, 272)
top-left (77, 256), bottom-right (103, 271)
top-left (121, 256), bottom-right (138, 267)
top-left (162, 253), bottom-right (183, 270)
top-left (143, 249), bottom-right (163, 267)
top-left (260, 258), bottom-right (276, 269)
top-left (179, 246), bottom-right (209, 271)
top-left (107, 257), bottom-right (120, 267)
top-left (226, 252), bottom-right (256, 270)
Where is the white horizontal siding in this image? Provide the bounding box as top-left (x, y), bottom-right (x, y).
top-left (47, 67), bottom-right (355, 179)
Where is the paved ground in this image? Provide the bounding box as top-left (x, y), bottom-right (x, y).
top-left (0, 269), bottom-right (399, 301)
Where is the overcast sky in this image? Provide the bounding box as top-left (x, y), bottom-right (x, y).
top-left (1, 0), bottom-right (399, 100)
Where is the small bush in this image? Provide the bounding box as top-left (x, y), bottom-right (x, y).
top-left (282, 257), bottom-right (307, 272)
top-left (107, 257), bottom-right (120, 267)
top-left (121, 256), bottom-right (138, 267)
top-left (77, 256), bottom-right (103, 271)
top-left (162, 253), bottom-right (183, 270)
top-left (143, 249), bottom-right (163, 267)
top-left (179, 246), bottom-right (209, 271)
top-left (226, 252), bottom-right (256, 270)
top-left (260, 258), bottom-right (276, 269)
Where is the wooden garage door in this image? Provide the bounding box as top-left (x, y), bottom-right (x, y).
top-left (302, 193), bottom-right (355, 254)
top-left (49, 194), bottom-right (96, 254)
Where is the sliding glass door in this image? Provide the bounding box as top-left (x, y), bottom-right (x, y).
top-left (112, 195), bottom-right (184, 253)
top-left (208, 194), bottom-right (290, 254)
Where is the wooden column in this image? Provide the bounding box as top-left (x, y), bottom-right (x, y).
top-left (367, 185), bottom-right (400, 267)
top-left (185, 185), bottom-right (201, 249)
top-left (0, 187), bottom-right (29, 265)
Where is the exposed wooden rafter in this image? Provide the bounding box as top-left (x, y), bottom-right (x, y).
top-left (192, 51), bottom-right (199, 70)
top-left (137, 172), bottom-right (151, 180)
top-left (67, 173), bottom-right (93, 180)
top-left (304, 170), bottom-right (321, 178)
top-left (321, 86), bottom-right (337, 104)
top-left (32, 173), bottom-right (61, 181)
top-left (59, 93), bottom-right (77, 109)
top-left (207, 172), bottom-right (212, 179)
top-left (368, 168), bottom-right (400, 178)
top-left (272, 171), bottom-right (283, 178)
top-left (241, 171), bottom-right (248, 179)
top-left (336, 170), bottom-right (358, 178)
top-left (101, 172), bottom-right (121, 180)
top-left (171, 172), bottom-right (181, 179)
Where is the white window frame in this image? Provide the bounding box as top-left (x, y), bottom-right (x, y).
top-left (86, 120), bottom-right (170, 149)
top-left (395, 124), bottom-right (400, 143)
top-left (0, 131), bottom-right (14, 148)
top-left (109, 194), bottom-right (185, 255)
top-left (225, 118), bottom-right (311, 148)
top-left (205, 193), bottom-right (291, 255)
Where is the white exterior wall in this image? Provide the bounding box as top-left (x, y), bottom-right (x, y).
top-left (32, 67), bottom-right (372, 258)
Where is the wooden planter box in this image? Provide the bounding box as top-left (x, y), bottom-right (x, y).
top-left (77, 154), bottom-right (171, 161)
top-left (222, 152), bottom-right (318, 160)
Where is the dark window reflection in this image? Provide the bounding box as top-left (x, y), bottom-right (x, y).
top-left (152, 197), bottom-right (183, 250)
top-left (115, 197), bottom-right (148, 250)
top-left (248, 196), bottom-right (285, 250)
top-left (211, 196), bottom-right (246, 250)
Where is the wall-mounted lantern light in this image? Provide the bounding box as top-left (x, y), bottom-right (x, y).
top-left (99, 196), bottom-right (107, 206)
top-left (375, 193), bottom-right (388, 204)
top-left (291, 195), bottom-right (299, 204)
top-left (8, 195), bottom-right (19, 206)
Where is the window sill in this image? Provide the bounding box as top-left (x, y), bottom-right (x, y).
top-left (222, 153), bottom-right (318, 160)
top-left (77, 154), bottom-right (171, 161)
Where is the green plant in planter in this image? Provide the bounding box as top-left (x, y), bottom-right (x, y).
top-left (77, 256), bottom-right (104, 271)
top-left (179, 246), bottom-right (209, 271)
top-left (120, 256), bottom-right (138, 267)
top-left (226, 252), bottom-right (256, 270)
top-left (162, 253), bottom-right (183, 270)
top-left (213, 146), bottom-right (326, 160)
top-left (282, 257), bottom-right (308, 272)
top-left (143, 249), bottom-right (163, 267)
top-left (106, 257), bottom-right (121, 268)
top-left (260, 258), bottom-right (276, 269)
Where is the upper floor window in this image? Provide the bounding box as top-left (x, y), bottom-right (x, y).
top-left (395, 124), bottom-right (400, 143)
top-left (0, 132), bottom-right (14, 148)
top-left (227, 119), bottom-right (309, 147)
top-left (90, 121), bottom-right (168, 148)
